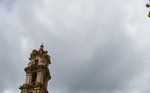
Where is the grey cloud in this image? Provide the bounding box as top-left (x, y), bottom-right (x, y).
top-left (49, 29), bottom-right (141, 93)
top-left (0, 0), bottom-right (150, 93)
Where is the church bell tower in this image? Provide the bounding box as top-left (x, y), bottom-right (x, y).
top-left (20, 44), bottom-right (51, 93)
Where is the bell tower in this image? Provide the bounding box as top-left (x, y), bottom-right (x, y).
top-left (20, 44), bottom-right (51, 93)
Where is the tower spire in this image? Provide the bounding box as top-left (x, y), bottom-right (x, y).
top-left (20, 44), bottom-right (51, 93)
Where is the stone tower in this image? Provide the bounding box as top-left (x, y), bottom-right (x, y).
top-left (20, 45), bottom-right (51, 93)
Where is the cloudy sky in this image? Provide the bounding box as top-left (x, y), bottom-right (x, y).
top-left (0, 0), bottom-right (150, 93)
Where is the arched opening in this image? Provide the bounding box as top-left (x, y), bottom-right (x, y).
top-left (35, 59), bottom-right (38, 65)
top-left (32, 72), bottom-right (37, 84)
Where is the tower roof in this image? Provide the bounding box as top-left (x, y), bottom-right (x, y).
top-left (29, 44), bottom-right (51, 64)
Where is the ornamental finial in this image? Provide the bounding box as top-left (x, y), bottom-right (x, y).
top-left (40, 42), bottom-right (44, 50)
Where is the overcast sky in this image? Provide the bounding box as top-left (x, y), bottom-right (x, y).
top-left (1, 0), bottom-right (150, 93)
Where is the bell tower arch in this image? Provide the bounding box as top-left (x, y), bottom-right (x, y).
top-left (20, 44), bottom-right (51, 93)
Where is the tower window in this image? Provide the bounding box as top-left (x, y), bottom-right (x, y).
top-left (35, 60), bottom-right (38, 65)
top-left (32, 72), bottom-right (37, 84)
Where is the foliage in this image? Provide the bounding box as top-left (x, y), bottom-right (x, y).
top-left (146, 4), bottom-right (150, 7)
top-left (148, 11), bottom-right (150, 17)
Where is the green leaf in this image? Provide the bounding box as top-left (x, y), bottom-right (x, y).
top-left (146, 4), bottom-right (150, 7)
top-left (148, 11), bottom-right (150, 17)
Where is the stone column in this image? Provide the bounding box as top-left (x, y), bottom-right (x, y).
top-left (25, 73), bottom-right (31, 84)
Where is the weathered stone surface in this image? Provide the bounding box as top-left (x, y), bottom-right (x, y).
top-left (20, 44), bottom-right (51, 93)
